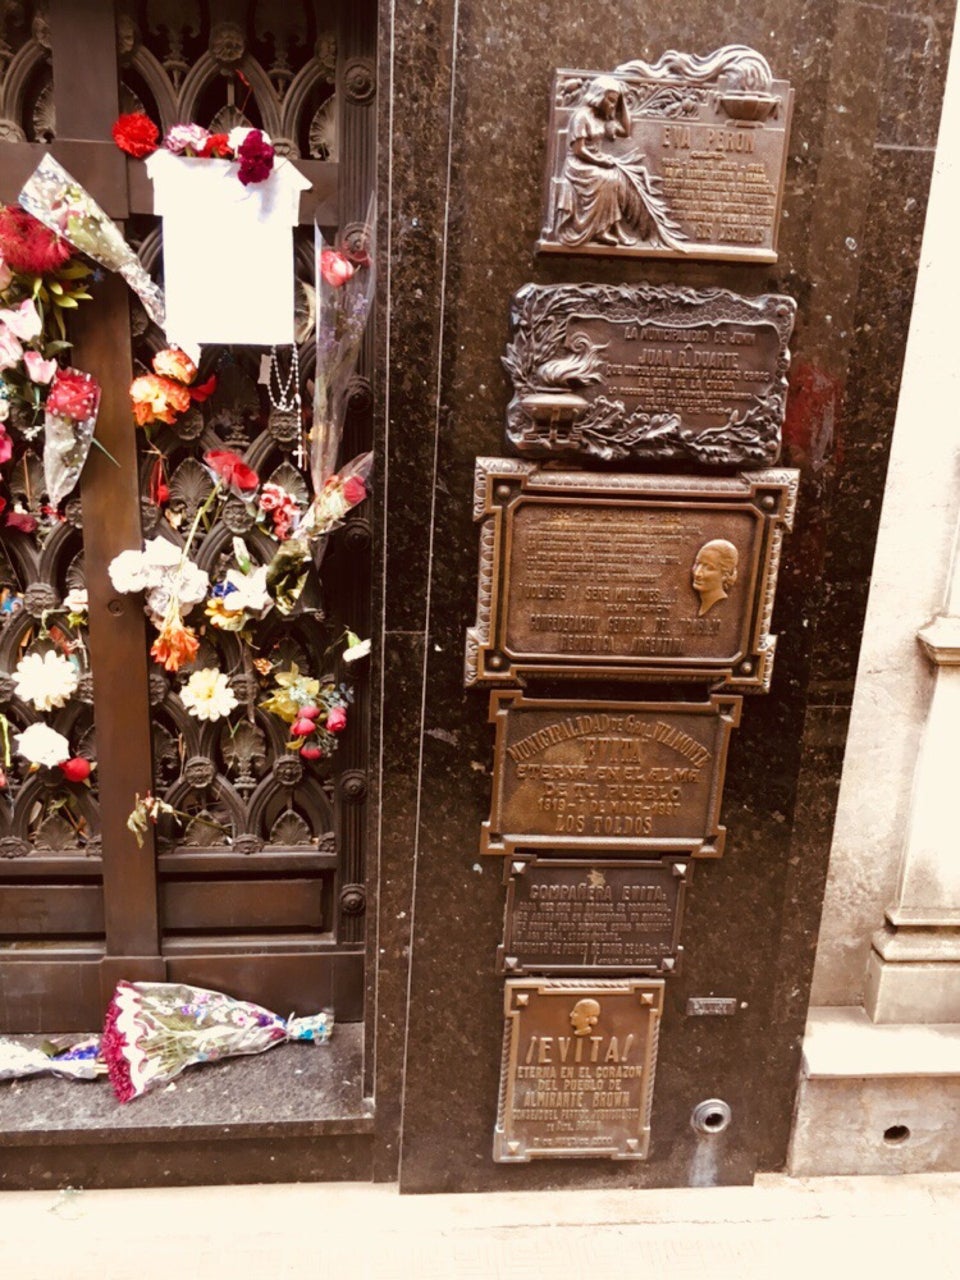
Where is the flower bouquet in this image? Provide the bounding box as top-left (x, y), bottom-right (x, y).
top-left (101, 980), bottom-right (333, 1101)
top-left (0, 1035), bottom-right (104, 1083)
top-left (42, 367), bottom-right (101, 508)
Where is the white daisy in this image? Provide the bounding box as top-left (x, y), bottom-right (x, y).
top-left (15, 722), bottom-right (71, 768)
top-left (13, 651), bottom-right (79, 712)
top-left (181, 668), bottom-right (238, 722)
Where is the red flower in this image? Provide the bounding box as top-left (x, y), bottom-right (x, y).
top-left (319, 249), bottom-right (355, 288)
top-left (326, 705), bottom-right (347, 733)
top-left (237, 129), bottom-right (275, 186)
top-left (59, 757), bottom-right (92, 783)
top-left (200, 132), bottom-right (233, 159)
top-left (204, 449), bottom-right (259, 495)
top-left (342, 474), bottom-right (367, 506)
top-left (0, 205), bottom-right (72, 275)
top-left (189, 375), bottom-right (217, 403)
top-left (300, 745), bottom-right (323, 761)
top-left (130, 373), bottom-right (191, 426)
top-left (0, 422), bottom-right (12, 465)
top-left (47, 369), bottom-right (100, 422)
top-left (112, 112), bottom-right (160, 159)
top-left (6, 511), bottom-right (37, 533)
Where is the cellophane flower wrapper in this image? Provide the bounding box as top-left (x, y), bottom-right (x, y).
top-left (101, 979), bottom-right (333, 1102)
top-left (300, 450), bottom-right (373, 542)
top-left (42, 367), bottom-right (101, 507)
top-left (0, 1035), bottom-right (104, 1082)
top-left (19, 155), bottom-right (165, 327)
top-left (310, 194), bottom-right (376, 495)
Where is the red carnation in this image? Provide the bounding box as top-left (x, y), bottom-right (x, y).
top-left (0, 205), bottom-right (71, 275)
top-left (237, 129), bottom-right (274, 186)
top-left (112, 112), bottom-right (160, 159)
top-left (204, 449), bottom-right (259, 495)
top-left (342, 474), bottom-right (367, 506)
top-left (200, 132), bottom-right (233, 159)
top-left (189, 374), bottom-right (217, 404)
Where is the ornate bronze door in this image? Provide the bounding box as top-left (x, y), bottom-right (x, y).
top-left (0, 0), bottom-right (374, 1031)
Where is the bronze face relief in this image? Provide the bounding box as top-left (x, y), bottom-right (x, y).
top-left (503, 284), bottom-right (796, 467)
top-left (495, 978), bottom-right (665, 1161)
top-left (539, 47), bottom-right (793, 262)
top-left (465, 459), bottom-right (799, 691)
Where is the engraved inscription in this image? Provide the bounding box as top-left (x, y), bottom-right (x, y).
top-left (495, 979), bottom-right (664, 1161)
top-left (483, 691), bottom-right (740, 856)
top-left (500, 858), bottom-right (689, 974)
top-left (539, 48), bottom-right (793, 263)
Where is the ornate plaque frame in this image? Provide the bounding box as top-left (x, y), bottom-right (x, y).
top-left (498, 856), bottom-right (691, 976)
top-left (483, 691), bottom-right (741, 857)
top-left (465, 459), bottom-right (799, 692)
top-left (503, 284), bottom-right (796, 468)
top-left (494, 978), bottom-right (664, 1161)
top-left (538, 47), bottom-right (793, 262)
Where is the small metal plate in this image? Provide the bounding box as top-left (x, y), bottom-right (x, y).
top-left (503, 284), bottom-right (796, 468)
top-left (499, 856), bottom-right (690, 975)
top-left (483, 691), bottom-right (740, 857)
top-left (538, 49), bottom-right (793, 263)
top-left (686, 996), bottom-right (738, 1016)
top-left (465, 459), bottom-right (798, 691)
top-left (494, 978), bottom-right (664, 1161)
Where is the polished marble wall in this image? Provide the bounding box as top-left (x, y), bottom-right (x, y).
top-left (370, 0), bottom-right (956, 1191)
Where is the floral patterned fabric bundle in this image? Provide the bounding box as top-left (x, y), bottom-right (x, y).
top-left (101, 980), bottom-right (333, 1102)
top-left (0, 1036), bottom-right (104, 1082)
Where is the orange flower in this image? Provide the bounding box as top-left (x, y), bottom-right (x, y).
top-left (150, 615), bottom-right (199, 672)
top-left (152, 347), bottom-right (198, 384)
top-left (130, 373), bottom-right (192, 426)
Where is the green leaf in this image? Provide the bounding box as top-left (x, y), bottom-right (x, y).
top-left (91, 436), bottom-right (120, 468)
top-left (53, 295), bottom-right (79, 308)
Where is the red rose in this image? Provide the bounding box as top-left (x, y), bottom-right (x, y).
top-left (47, 368), bottom-right (100, 422)
top-left (326, 705), bottom-right (347, 734)
top-left (0, 205), bottom-right (72, 275)
top-left (342, 475), bottom-right (367, 506)
top-left (237, 130), bottom-right (275, 186)
top-left (300, 745), bottom-right (323, 761)
top-left (200, 132), bottom-right (233, 159)
top-left (319, 249), bottom-right (355, 288)
top-left (204, 449), bottom-right (259, 495)
top-left (59, 757), bottom-right (92, 783)
top-left (112, 112), bottom-right (160, 159)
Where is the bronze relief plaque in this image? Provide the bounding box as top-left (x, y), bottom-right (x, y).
top-left (483, 691), bottom-right (740, 857)
top-left (538, 47), bottom-right (793, 263)
top-left (498, 856), bottom-right (691, 976)
top-left (465, 459), bottom-right (798, 691)
top-left (503, 284), bottom-right (796, 468)
top-left (494, 978), bottom-right (664, 1161)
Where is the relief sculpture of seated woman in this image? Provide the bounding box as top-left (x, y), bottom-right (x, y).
top-left (554, 75), bottom-right (686, 251)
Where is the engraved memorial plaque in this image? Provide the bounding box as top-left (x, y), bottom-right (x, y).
top-left (538, 47), bottom-right (793, 263)
top-left (465, 459), bottom-right (798, 691)
top-left (503, 284), bottom-right (796, 468)
top-left (483, 691), bottom-right (740, 857)
top-left (499, 856), bottom-right (690, 976)
top-left (494, 978), bottom-right (664, 1161)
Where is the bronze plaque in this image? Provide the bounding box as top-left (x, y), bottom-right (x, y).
top-left (498, 856), bottom-right (690, 975)
top-left (538, 47), bottom-right (793, 263)
top-left (503, 284), bottom-right (796, 468)
top-left (483, 691), bottom-right (740, 857)
top-left (465, 459), bottom-right (798, 691)
top-left (494, 978), bottom-right (664, 1161)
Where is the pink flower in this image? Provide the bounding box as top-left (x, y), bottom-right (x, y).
top-left (0, 423), bottom-right (12, 464)
top-left (326, 705), bottom-right (347, 734)
top-left (23, 349), bottom-right (56, 384)
top-left (164, 123), bottom-right (211, 156)
top-left (0, 298), bottom-right (42, 341)
top-left (0, 323), bottom-right (23, 372)
top-left (319, 249), bottom-right (355, 288)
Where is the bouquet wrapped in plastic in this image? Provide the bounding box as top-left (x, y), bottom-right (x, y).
top-left (101, 980), bottom-right (333, 1101)
top-left (42, 366), bottom-right (101, 507)
top-left (0, 1035), bottom-right (104, 1083)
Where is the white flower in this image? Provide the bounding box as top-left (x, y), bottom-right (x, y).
top-left (342, 637), bottom-right (371, 664)
top-left (141, 536), bottom-right (183, 586)
top-left (15, 722), bottom-right (71, 768)
top-left (177, 559), bottom-right (210, 608)
top-left (221, 566), bottom-right (270, 616)
top-left (109, 548), bottom-right (148, 594)
top-left (62, 588), bottom-right (88, 614)
top-left (13, 651), bottom-right (79, 712)
top-left (181, 668), bottom-right (238, 722)
top-left (228, 126), bottom-right (271, 152)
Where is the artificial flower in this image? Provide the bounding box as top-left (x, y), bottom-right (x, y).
top-left (326, 705), bottom-right (347, 733)
top-left (109, 547), bottom-right (149, 594)
top-left (0, 397), bottom-right (9, 422)
top-left (5, 509), bottom-right (37, 533)
top-left (204, 449), bottom-right (259, 496)
top-left (0, 422), bottom-right (12, 465)
top-left (189, 374), bottom-right (217, 403)
top-left (144, 559), bottom-right (209, 625)
top-left (181, 667), bottom-right (238, 722)
top-left (258, 482), bottom-right (299, 540)
top-left (0, 297), bottom-right (42, 341)
top-left (13, 650), bottom-right (79, 712)
top-left (0, 205), bottom-right (72, 274)
top-left (222, 566), bottom-right (270, 615)
top-left (259, 662), bottom-right (320, 724)
top-left (342, 635), bottom-right (371, 664)
top-left (15, 722), bottom-right (70, 768)
top-left (150, 613), bottom-right (199, 672)
top-left (342, 474), bottom-right (367, 505)
top-left (0, 325), bottom-right (23, 372)
top-left (237, 129), bottom-right (275, 186)
top-left (0, 258), bottom-right (11, 292)
top-left (59, 756), bottom-right (92, 783)
top-left (112, 112), bottom-right (160, 159)
top-left (47, 369), bottom-right (99, 421)
top-left (204, 593), bottom-right (244, 632)
top-left (127, 791), bottom-right (178, 848)
top-left (319, 249), bottom-right (355, 288)
top-left (164, 123), bottom-right (211, 155)
top-left (227, 125), bottom-right (271, 153)
top-left (130, 372), bottom-right (191, 425)
top-left (200, 132), bottom-right (232, 158)
top-left (152, 346), bottom-right (197, 383)
top-left (23, 349), bottom-right (56, 384)
top-left (62, 588), bottom-right (88, 615)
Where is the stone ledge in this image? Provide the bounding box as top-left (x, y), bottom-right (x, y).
top-left (801, 1006), bottom-right (960, 1078)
